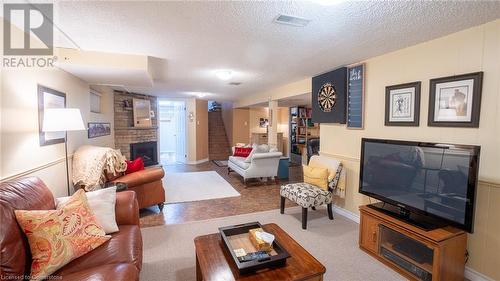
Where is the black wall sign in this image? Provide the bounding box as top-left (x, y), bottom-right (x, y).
top-left (311, 67), bottom-right (347, 124)
top-left (347, 64), bottom-right (365, 129)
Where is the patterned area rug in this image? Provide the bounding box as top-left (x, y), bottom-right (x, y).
top-left (212, 160), bottom-right (228, 167)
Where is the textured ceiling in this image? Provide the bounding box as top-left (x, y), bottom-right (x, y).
top-left (54, 1), bottom-right (500, 101)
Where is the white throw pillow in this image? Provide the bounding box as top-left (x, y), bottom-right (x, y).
top-left (55, 187), bottom-right (119, 234)
top-left (257, 144), bottom-right (270, 153)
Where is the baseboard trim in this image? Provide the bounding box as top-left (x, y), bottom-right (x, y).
top-left (332, 204), bottom-right (494, 281)
top-left (332, 205), bottom-right (360, 224)
top-left (465, 267), bottom-right (494, 281)
top-left (186, 158), bottom-right (209, 165)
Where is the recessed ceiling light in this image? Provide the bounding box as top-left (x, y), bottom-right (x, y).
top-left (228, 82), bottom-right (242, 86)
top-left (309, 0), bottom-right (345, 5)
top-left (215, 70), bottom-right (233, 81)
top-left (196, 92), bottom-right (209, 98)
top-left (186, 92), bottom-right (210, 98)
top-left (274, 14), bottom-right (311, 27)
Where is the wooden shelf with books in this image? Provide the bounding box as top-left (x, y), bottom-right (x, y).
top-left (289, 106), bottom-right (320, 164)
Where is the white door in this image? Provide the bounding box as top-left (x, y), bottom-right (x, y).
top-left (159, 100), bottom-right (186, 164)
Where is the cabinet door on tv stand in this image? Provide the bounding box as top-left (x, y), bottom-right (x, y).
top-left (360, 214), bottom-right (381, 253)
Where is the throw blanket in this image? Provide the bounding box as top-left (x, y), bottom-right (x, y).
top-left (330, 164), bottom-right (346, 198)
top-left (72, 145), bottom-right (127, 191)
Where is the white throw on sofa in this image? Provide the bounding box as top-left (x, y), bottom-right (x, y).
top-left (228, 144), bottom-right (282, 184)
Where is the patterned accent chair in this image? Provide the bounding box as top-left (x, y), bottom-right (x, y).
top-left (280, 155), bottom-right (343, 229)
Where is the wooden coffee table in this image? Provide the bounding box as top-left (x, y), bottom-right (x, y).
top-left (194, 223), bottom-right (326, 281)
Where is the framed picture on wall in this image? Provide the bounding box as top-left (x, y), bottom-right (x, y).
top-left (38, 85), bottom-right (66, 146)
top-left (385, 81), bottom-right (421, 126)
top-left (259, 118), bottom-right (269, 128)
top-left (428, 72), bottom-right (483, 127)
top-left (88, 122), bottom-right (111, 138)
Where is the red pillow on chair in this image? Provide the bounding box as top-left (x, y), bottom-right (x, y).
top-left (234, 147), bottom-right (253, 158)
top-left (125, 157), bottom-right (145, 174)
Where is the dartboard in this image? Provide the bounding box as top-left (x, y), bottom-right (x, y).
top-left (318, 83), bottom-right (336, 112)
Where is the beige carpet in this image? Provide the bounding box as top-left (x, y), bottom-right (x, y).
top-left (164, 171), bottom-right (240, 204)
top-left (140, 206), bottom-right (405, 281)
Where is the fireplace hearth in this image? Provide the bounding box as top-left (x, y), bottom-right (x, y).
top-left (130, 141), bottom-right (158, 167)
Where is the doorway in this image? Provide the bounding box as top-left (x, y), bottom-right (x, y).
top-left (159, 100), bottom-right (186, 165)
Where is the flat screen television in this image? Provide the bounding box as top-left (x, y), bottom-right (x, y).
top-left (359, 138), bottom-right (480, 233)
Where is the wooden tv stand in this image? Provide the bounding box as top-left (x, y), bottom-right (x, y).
top-left (359, 205), bottom-right (467, 281)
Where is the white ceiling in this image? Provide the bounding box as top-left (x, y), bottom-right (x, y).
top-left (53, 1), bottom-right (500, 101)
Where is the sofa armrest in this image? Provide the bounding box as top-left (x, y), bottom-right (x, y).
top-left (112, 167), bottom-right (165, 188)
top-left (115, 191), bottom-right (140, 226)
top-left (252, 152), bottom-right (282, 160)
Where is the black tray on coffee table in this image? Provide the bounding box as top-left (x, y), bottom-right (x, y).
top-left (218, 221), bottom-right (290, 274)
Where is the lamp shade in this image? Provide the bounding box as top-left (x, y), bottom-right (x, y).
top-left (42, 108), bottom-right (86, 132)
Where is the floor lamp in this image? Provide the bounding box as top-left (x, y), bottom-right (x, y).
top-left (42, 108), bottom-right (86, 196)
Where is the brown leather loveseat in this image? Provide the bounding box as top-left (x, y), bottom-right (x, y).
top-left (0, 177), bottom-right (143, 281)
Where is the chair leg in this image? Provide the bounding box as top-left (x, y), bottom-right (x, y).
top-left (302, 207), bottom-right (308, 229)
top-left (327, 203), bottom-right (334, 220)
top-left (280, 196), bottom-right (285, 214)
top-left (228, 167), bottom-right (232, 175)
top-left (158, 203), bottom-right (164, 212)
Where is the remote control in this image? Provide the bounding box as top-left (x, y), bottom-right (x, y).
top-left (237, 251), bottom-right (270, 263)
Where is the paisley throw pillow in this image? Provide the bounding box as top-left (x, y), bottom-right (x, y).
top-left (15, 189), bottom-right (110, 280)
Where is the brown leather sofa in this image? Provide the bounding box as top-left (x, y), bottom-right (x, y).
top-left (110, 166), bottom-right (166, 210)
top-left (0, 177), bottom-right (143, 281)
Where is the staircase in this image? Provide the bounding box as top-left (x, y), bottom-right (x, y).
top-left (208, 111), bottom-right (232, 160)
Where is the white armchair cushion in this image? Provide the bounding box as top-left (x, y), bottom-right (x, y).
top-left (228, 156), bottom-right (250, 170)
top-left (280, 183), bottom-right (333, 208)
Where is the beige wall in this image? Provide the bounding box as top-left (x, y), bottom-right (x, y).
top-left (249, 107), bottom-right (269, 134)
top-left (1, 68), bottom-right (115, 197)
top-left (232, 108), bottom-right (250, 146)
top-left (235, 78), bottom-right (311, 108)
top-left (196, 99), bottom-right (209, 160)
top-left (246, 107), bottom-right (289, 152)
top-left (222, 104), bottom-right (287, 147)
top-left (320, 20), bottom-right (500, 279)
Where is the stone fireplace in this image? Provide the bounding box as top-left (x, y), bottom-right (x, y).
top-left (114, 91), bottom-right (158, 160)
top-left (130, 141), bottom-right (158, 166)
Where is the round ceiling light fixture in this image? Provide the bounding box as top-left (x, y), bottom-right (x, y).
top-left (309, 0), bottom-right (345, 5)
top-left (215, 70), bottom-right (233, 81)
top-left (188, 92), bottom-right (210, 98)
